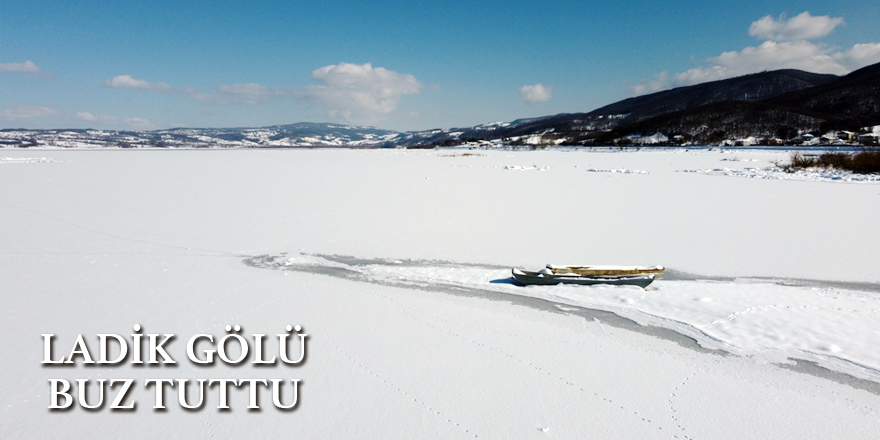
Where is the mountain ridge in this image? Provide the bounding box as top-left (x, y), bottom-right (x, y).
top-left (3, 62), bottom-right (879, 148)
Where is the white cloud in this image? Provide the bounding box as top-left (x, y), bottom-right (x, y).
top-left (3, 105), bottom-right (58, 119)
top-left (293, 62), bottom-right (423, 123)
top-left (99, 64), bottom-right (424, 120)
top-left (627, 72), bottom-right (669, 96)
top-left (630, 12), bottom-right (880, 95)
top-left (672, 40), bottom-right (851, 87)
top-left (183, 83), bottom-right (285, 105)
top-left (669, 66), bottom-right (728, 86)
top-left (103, 75), bottom-right (171, 91)
top-left (749, 12), bottom-right (844, 41)
top-left (835, 43), bottom-right (880, 71)
top-left (122, 117), bottom-right (155, 129)
top-left (76, 112), bottom-right (117, 123)
top-left (519, 83), bottom-right (553, 103)
top-left (711, 40), bottom-right (846, 73)
top-left (0, 60), bottom-right (41, 73)
top-left (104, 74), bottom-right (284, 106)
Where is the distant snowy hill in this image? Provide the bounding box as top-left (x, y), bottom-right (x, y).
top-left (418, 62), bottom-right (880, 146)
top-left (0, 123), bottom-right (403, 149)
top-left (0, 119), bottom-right (554, 149)
top-left (3, 62), bottom-right (879, 148)
top-left (412, 63), bottom-right (879, 146)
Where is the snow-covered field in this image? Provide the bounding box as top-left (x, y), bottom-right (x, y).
top-left (2, 148), bottom-right (879, 438)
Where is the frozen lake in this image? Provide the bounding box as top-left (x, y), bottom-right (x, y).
top-left (2, 148), bottom-right (879, 438)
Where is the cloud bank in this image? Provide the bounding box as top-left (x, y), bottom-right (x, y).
top-left (103, 75), bottom-right (171, 91)
top-left (76, 112), bottom-right (117, 123)
top-left (122, 117), bottom-right (155, 129)
top-left (99, 63), bottom-right (423, 124)
top-left (519, 84), bottom-right (553, 103)
top-left (2, 105), bottom-right (57, 119)
top-left (293, 63), bottom-right (423, 123)
top-left (631, 12), bottom-right (880, 95)
top-left (183, 83), bottom-right (286, 105)
top-left (103, 74), bottom-right (286, 106)
top-left (0, 61), bottom-right (41, 74)
top-left (748, 12), bottom-right (844, 41)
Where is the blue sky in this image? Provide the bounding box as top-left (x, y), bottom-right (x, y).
top-left (2, 0), bottom-right (879, 131)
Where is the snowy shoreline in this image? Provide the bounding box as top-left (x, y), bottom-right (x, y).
top-left (249, 252), bottom-right (880, 384)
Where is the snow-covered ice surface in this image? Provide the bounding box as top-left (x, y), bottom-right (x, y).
top-left (2, 149), bottom-right (880, 439)
top-left (501, 164), bottom-right (550, 171)
top-left (0, 157), bottom-right (58, 164)
top-left (584, 167), bottom-right (650, 174)
top-left (682, 166), bottom-right (880, 182)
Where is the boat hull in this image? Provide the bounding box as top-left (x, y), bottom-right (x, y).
top-left (512, 268), bottom-right (655, 288)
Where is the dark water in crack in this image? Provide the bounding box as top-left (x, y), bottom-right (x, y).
top-left (664, 269), bottom-right (880, 294)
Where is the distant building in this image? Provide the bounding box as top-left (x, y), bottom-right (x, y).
top-left (628, 132), bottom-right (668, 145)
top-left (734, 136), bottom-right (756, 146)
top-left (858, 133), bottom-right (879, 145)
top-left (838, 131), bottom-right (856, 141)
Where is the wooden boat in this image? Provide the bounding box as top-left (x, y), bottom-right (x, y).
top-left (512, 268), bottom-right (655, 288)
top-left (546, 264), bottom-right (664, 277)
